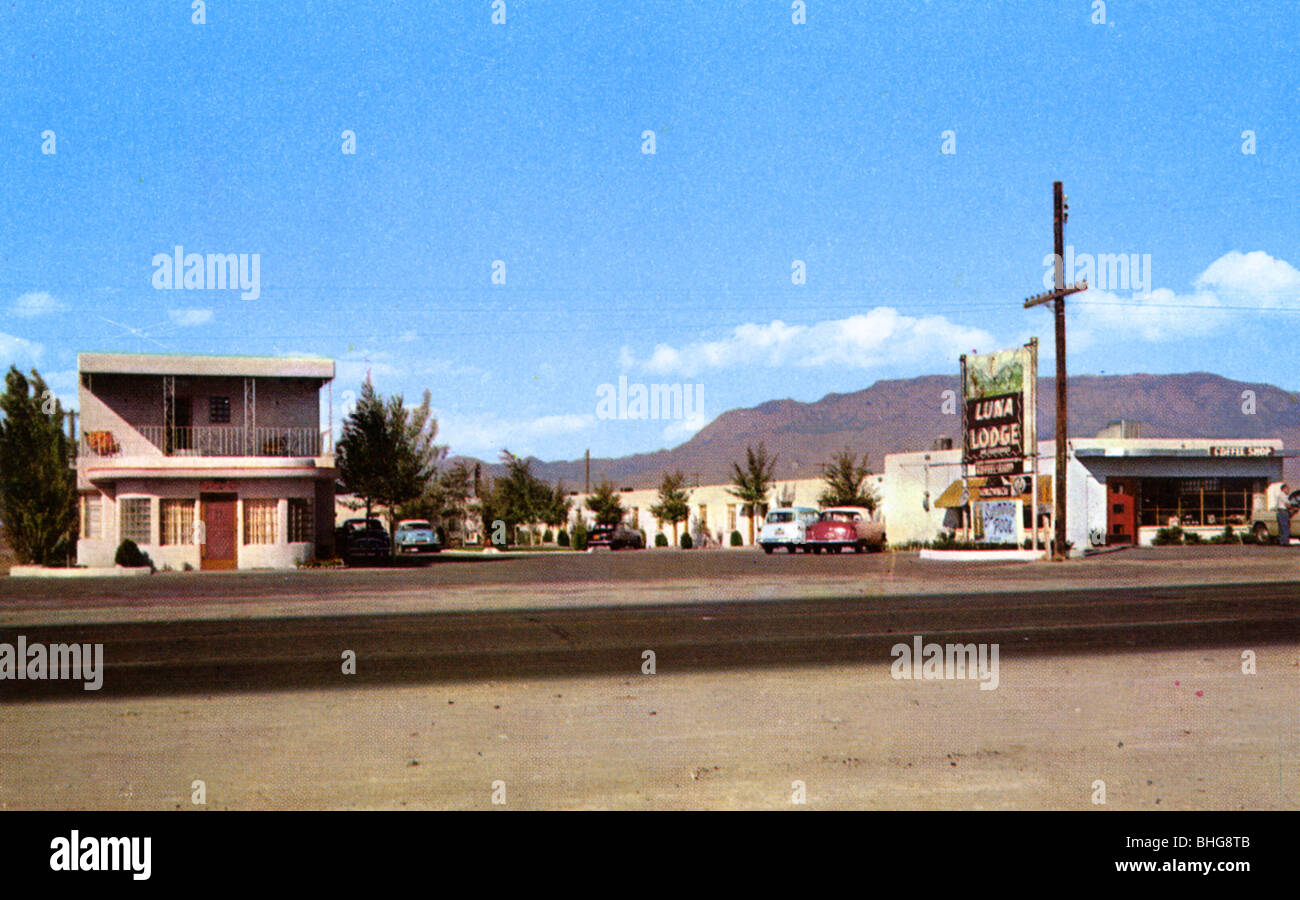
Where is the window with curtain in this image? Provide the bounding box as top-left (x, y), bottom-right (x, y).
top-left (243, 498), bottom-right (278, 544)
top-left (161, 499), bottom-right (195, 545)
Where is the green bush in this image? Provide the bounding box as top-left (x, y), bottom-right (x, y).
top-left (1241, 529), bottom-right (1259, 545)
top-left (1183, 530), bottom-right (1204, 544)
top-left (543, 528), bottom-right (554, 543)
top-left (114, 539), bottom-right (154, 570)
top-left (557, 529), bottom-right (570, 547)
top-left (1152, 526), bottom-right (1184, 546)
top-left (1208, 524), bottom-right (1239, 545)
top-left (680, 532), bottom-right (693, 549)
top-left (572, 521), bottom-right (588, 551)
top-left (655, 533), bottom-right (668, 547)
top-left (729, 530), bottom-right (743, 546)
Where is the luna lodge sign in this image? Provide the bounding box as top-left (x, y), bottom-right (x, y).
top-left (961, 344), bottom-right (1037, 477)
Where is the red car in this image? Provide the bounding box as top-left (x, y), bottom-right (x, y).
top-left (804, 507), bottom-right (886, 553)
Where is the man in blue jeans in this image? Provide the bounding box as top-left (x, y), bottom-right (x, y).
top-left (1276, 483), bottom-right (1293, 546)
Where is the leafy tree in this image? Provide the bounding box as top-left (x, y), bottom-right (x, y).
top-left (380, 389), bottom-right (446, 536)
top-left (571, 510), bottom-right (588, 551)
top-left (435, 460), bottom-right (474, 544)
top-left (0, 367), bottom-right (77, 565)
top-left (336, 378), bottom-right (394, 524)
top-left (727, 443), bottom-right (778, 545)
top-left (817, 448), bottom-right (878, 511)
top-left (481, 451), bottom-right (558, 545)
top-left (540, 482), bottom-right (573, 533)
top-left (648, 470), bottom-right (691, 545)
top-left (338, 379), bottom-right (447, 549)
top-left (585, 480), bottom-right (625, 526)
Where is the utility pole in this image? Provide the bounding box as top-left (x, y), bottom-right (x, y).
top-left (584, 449), bottom-right (590, 494)
top-left (1023, 181), bottom-right (1087, 560)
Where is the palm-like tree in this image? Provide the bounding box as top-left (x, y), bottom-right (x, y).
top-left (727, 443), bottom-right (778, 545)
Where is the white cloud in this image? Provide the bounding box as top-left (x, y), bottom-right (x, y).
top-left (168, 308), bottom-right (214, 327)
top-left (625, 309), bottom-right (997, 376)
top-left (1068, 249), bottom-right (1300, 348)
top-left (9, 292), bottom-right (68, 318)
top-left (438, 411), bottom-right (597, 457)
top-left (0, 332), bottom-right (44, 367)
top-left (1193, 250), bottom-right (1300, 305)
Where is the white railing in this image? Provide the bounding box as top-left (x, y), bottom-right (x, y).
top-left (81, 425), bottom-right (325, 458)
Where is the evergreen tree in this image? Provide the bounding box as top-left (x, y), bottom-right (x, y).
top-left (648, 470), bottom-right (691, 545)
top-left (0, 367), bottom-right (76, 565)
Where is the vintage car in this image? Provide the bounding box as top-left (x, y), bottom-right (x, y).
top-left (393, 519), bottom-right (441, 561)
top-left (805, 506), bottom-right (886, 553)
top-left (758, 506), bottom-right (821, 553)
top-left (587, 523), bottom-right (645, 550)
top-left (1250, 490), bottom-right (1300, 544)
top-left (335, 517), bottom-right (391, 565)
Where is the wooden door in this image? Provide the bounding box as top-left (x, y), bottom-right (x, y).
top-left (201, 494), bottom-right (237, 570)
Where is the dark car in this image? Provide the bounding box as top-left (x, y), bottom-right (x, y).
top-left (587, 523), bottom-right (645, 550)
top-left (335, 517), bottom-right (391, 565)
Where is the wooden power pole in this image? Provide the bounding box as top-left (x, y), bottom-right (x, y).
top-left (1023, 181), bottom-right (1087, 560)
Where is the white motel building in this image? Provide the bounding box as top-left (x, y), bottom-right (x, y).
top-left (75, 353), bottom-right (338, 570)
top-left (882, 430), bottom-right (1291, 551)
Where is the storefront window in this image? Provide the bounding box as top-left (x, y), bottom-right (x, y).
top-left (1138, 477), bottom-right (1256, 527)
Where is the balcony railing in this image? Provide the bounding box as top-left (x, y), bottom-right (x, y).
top-left (80, 426), bottom-right (330, 459)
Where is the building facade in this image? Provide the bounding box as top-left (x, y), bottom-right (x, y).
top-left (883, 437), bottom-right (1289, 551)
top-left (76, 353), bottom-right (337, 570)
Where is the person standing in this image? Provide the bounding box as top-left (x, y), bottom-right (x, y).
top-left (1268, 482), bottom-right (1291, 546)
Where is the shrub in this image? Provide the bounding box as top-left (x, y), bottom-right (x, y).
top-left (655, 532), bottom-right (668, 547)
top-left (1183, 530), bottom-right (1203, 544)
top-left (1241, 529), bottom-right (1259, 545)
top-left (572, 522), bottom-right (588, 551)
top-left (680, 532), bottom-right (693, 549)
top-left (114, 539), bottom-right (154, 571)
top-left (730, 530), bottom-right (743, 547)
top-left (557, 529), bottom-right (570, 547)
top-left (543, 528), bottom-right (554, 543)
top-left (1208, 524), bottom-right (1239, 545)
top-left (1152, 526), bottom-right (1184, 546)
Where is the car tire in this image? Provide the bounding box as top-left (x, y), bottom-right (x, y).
top-left (786, 545), bottom-right (797, 553)
top-left (1254, 522), bottom-right (1272, 545)
top-left (854, 541), bottom-right (866, 553)
top-left (811, 546), bottom-right (822, 554)
top-left (763, 545), bottom-right (774, 554)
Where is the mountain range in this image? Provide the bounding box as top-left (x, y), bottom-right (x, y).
top-left (476, 373), bottom-right (1300, 489)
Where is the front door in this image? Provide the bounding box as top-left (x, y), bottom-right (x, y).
top-left (201, 493), bottom-right (237, 570)
top-left (1107, 478), bottom-right (1138, 545)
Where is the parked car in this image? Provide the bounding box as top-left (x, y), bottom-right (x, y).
top-left (587, 523), bottom-right (645, 550)
top-left (805, 506), bottom-right (886, 553)
top-left (393, 519), bottom-right (441, 562)
top-left (1250, 490), bottom-right (1300, 544)
top-left (758, 506), bottom-right (821, 553)
top-left (335, 517), bottom-right (391, 565)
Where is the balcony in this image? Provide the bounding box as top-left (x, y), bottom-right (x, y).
top-left (80, 426), bottom-right (331, 460)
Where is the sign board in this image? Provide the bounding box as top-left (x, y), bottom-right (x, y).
top-left (961, 344), bottom-right (1037, 476)
top-left (977, 500), bottom-right (1018, 544)
top-left (1209, 446), bottom-right (1273, 458)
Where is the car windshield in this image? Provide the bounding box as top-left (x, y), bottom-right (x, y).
top-left (767, 512), bottom-right (794, 523)
top-left (401, 521), bottom-right (431, 530)
top-left (823, 511), bottom-right (857, 522)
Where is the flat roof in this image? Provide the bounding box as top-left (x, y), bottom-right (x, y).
top-left (78, 352), bottom-right (334, 380)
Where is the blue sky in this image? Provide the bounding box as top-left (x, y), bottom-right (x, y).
top-left (3, 1), bottom-right (1298, 461)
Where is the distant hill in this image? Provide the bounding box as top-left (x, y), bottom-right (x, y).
top-left (488, 373), bottom-right (1299, 489)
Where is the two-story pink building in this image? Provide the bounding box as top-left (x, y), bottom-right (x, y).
top-left (76, 353), bottom-right (337, 570)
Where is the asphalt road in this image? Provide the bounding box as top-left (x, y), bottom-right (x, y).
top-left (2, 564), bottom-right (1297, 700)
